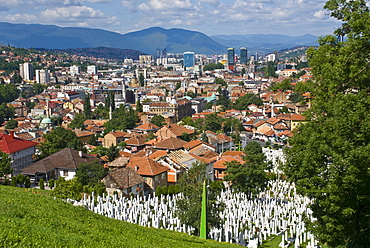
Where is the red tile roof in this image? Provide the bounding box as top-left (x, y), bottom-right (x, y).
top-left (126, 157), bottom-right (168, 176)
top-left (0, 133), bottom-right (37, 154)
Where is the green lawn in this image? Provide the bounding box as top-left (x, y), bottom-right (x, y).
top-left (0, 186), bottom-right (238, 247)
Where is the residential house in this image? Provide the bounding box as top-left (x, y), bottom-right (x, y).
top-left (103, 131), bottom-right (128, 148)
top-left (22, 148), bottom-right (102, 181)
top-left (0, 131), bottom-right (38, 175)
top-left (126, 157), bottom-right (168, 195)
top-left (155, 124), bottom-right (194, 139)
top-left (101, 167), bottom-right (144, 196)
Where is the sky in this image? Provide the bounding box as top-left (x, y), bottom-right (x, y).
top-left (0, 0), bottom-right (342, 37)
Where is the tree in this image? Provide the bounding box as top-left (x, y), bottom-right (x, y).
top-left (202, 63), bottom-right (224, 71)
top-left (204, 113), bottom-right (223, 133)
top-left (175, 162), bottom-right (224, 236)
top-left (68, 113), bottom-right (86, 130)
top-left (139, 73), bottom-right (144, 87)
top-left (283, 0), bottom-right (370, 246)
top-left (288, 92), bottom-right (304, 104)
top-left (233, 93), bottom-right (263, 110)
top-left (51, 177), bottom-right (83, 200)
top-left (214, 78), bottom-right (227, 87)
top-left (150, 115), bottom-right (166, 128)
top-left (84, 94), bottom-right (92, 119)
top-left (270, 79), bottom-right (293, 92)
top-left (106, 145), bottom-right (119, 162)
top-left (76, 160), bottom-right (106, 186)
top-left (136, 100), bottom-right (143, 113)
top-left (244, 141), bottom-right (263, 155)
top-left (5, 119), bottom-right (18, 130)
top-left (264, 61), bottom-right (276, 78)
top-left (39, 178), bottom-right (45, 190)
top-left (179, 116), bottom-right (195, 127)
top-left (37, 127), bottom-right (84, 159)
top-left (225, 142), bottom-right (271, 197)
top-left (0, 150), bottom-right (12, 177)
top-left (199, 132), bottom-right (209, 143)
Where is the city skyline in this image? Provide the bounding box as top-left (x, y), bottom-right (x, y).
top-left (0, 0), bottom-right (342, 37)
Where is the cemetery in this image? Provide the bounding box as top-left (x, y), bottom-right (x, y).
top-left (70, 180), bottom-right (318, 247)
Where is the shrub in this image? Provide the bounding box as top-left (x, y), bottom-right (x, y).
top-left (48, 179), bottom-right (55, 189)
top-left (17, 174), bottom-right (25, 187)
top-left (24, 177), bottom-right (31, 188)
top-left (11, 177), bottom-right (17, 187)
top-left (39, 179), bottom-right (45, 190)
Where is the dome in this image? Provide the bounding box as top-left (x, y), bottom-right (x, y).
top-left (41, 117), bottom-right (52, 124)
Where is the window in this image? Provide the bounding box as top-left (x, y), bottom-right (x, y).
top-left (63, 170), bottom-right (68, 177)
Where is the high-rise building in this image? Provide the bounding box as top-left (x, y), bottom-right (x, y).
top-left (183, 51), bottom-right (195, 68)
top-left (240, 47), bottom-right (248, 64)
top-left (87, 65), bottom-right (97, 75)
top-left (227, 48), bottom-right (235, 70)
top-left (70, 65), bottom-right (80, 76)
top-left (19, 62), bottom-right (34, 81)
top-left (35, 69), bottom-right (50, 84)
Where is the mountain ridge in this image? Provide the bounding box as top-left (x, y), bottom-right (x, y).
top-left (0, 22), bottom-right (318, 55)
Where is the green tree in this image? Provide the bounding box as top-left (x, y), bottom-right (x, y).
top-left (264, 61), bottom-right (277, 78)
top-left (176, 162), bottom-right (224, 236)
top-left (270, 79), bottom-right (293, 92)
top-left (68, 113), bottom-right (86, 130)
top-left (145, 132), bottom-right (156, 141)
top-left (288, 92), bottom-right (304, 104)
top-left (39, 178), bottom-right (45, 190)
top-left (136, 100), bottom-right (143, 113)
top-left (204, 113), bottom-right (223, 133)
top-left (0, 150), bottom-right (12, 177)
top-left (199, 132), bottom-right (209, 143)
top-left (139, 73), bottom-right (144, 87)
top-left (233, 93), bottom-right (263, 110)
top-left (38, 127), bottom-right (84, 159)
top-left (203, 63), bottom-right (224, 71)
top-left (214, 78), bottom-right (227, 87)
top-left (0, 103), bottom-right (15, 124)
top-left (5, 119), bottom-right (18, 130)
top-left (244, 141), bottom-right (263, 155)
top-left (150, 115), bottom-right (166, 128)
top-left (51, 177), bottom-right (83, 200)
top-left (225, 142), bottom-right (271, 197)
top-left (76, 161), bottom-right (106, 186)
top-left (84, 94), bottom-right (92, 119)
top-left (179, 116), bottom-right (195, 127)
top-left (106, 145), bottom-right (119, 162)
top-left (93, 103), bottom-right (108, 119)
top-left (32, 83), bottom-right (46, 95)
top-left (294, 80), bottom-right (315, 93)
top-left (283, 0), bottom-right (370, 246)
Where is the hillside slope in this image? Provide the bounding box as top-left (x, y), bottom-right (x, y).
top-left (0, 186), bottom-right (237, 247)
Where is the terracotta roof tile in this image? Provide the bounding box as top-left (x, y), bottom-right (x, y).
top-left (126, 157), bottom-right (168, 176)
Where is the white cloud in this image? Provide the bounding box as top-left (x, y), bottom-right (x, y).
top-left (314, 9), bottom-right (328, 19)
top-left (0, 13), bottom-right (37, 22)
top-left (0, 0), bottom-right (23, 11)
top-left (145, 0), bottom-right (194, 11)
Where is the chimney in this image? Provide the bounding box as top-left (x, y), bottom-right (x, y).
top-left (78, 151), bottom-right (83, 157)
top-left (9, 130), bottom-right (14, 140)
top-left (135, 166), bottom-right (138, 171)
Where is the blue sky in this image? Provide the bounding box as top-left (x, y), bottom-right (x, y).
top-left (0, 0), bottom-right (341, 36)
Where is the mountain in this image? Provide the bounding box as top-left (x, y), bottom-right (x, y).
top-left (37, 47), bottom-right (144, 60)
top-left (0, 22), bottom-right (319, 55)
top-left (0, 22), bottom-right (225, 55)
top-left (211, 34), bottom-right (319, 54)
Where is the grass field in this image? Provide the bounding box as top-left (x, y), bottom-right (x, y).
top-left (0, 185), bottom-right (239, 247)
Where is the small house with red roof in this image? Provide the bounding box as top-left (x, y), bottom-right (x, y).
top-left (126, 157), bottom-right (168, 194)
top-left (0, 131), bottom-right (38, 175)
